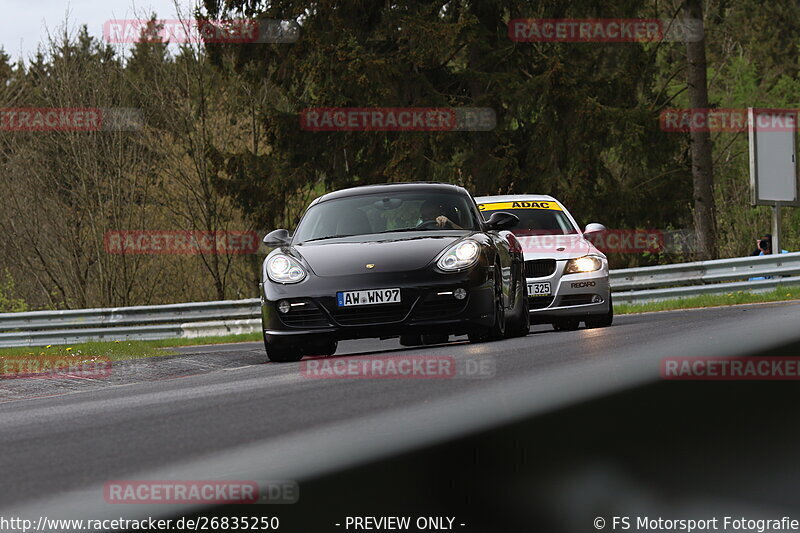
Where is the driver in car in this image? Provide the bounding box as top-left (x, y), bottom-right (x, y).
top-left (419, 200), bottom-right (463, 229)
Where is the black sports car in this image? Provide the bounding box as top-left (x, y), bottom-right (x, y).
top-left (259, 182), bottom-right (529, 362)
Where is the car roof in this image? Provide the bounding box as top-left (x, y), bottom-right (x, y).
top-left (313, 182), bottom-right (469, 205)
top-left (473, 194), bottom-right (557, 204)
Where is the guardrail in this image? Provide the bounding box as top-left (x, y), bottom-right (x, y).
top-left (0, 300), bottom-right (262, 348)
top-left (1, 252), bottom-right (799, 347)
top-left (610, 251), bottom-right (800, 304)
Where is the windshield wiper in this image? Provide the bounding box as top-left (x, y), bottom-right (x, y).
top-left (304, 227), bottom-right (461, 243)
top-left (375, 227), bottom-right (468, 234)
top-left (302, 234), bottom-right (354, 243)
top-left (374, 228), bottom-right (424, 234)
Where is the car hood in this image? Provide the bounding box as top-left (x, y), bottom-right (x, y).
top-left (294, 234), bottom-right (464, 276)
top-left (515, 233), bottom-right (596, 261)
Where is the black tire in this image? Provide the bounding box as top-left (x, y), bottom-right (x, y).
top-left (467, 330), bottom-right (487, 343)
top-left (323, 340), bottom-right (338, 356)
top-left (399, 333), bottom-right (423, 347)
top-left (421, 333), bottom-right (449, 345)
top-left (505, 274), bottom-right (530, 338)
top-left (516, 295), bottom-right (530, 336)
top-left (263, 335), bottom-right (304, 362)
top-left (552, 318), bottom-right (580, 331)
top-left (585, 295), bottom-right (614, 328)
top-left (306, 340), bottom-right (338, 356)
top-left (469, 264), bottom-right (506, 343)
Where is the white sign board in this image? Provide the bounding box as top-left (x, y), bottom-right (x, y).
top-left (749, 108), bottom-right (799, 206)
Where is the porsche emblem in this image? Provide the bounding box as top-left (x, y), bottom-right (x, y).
top-left (366, 264), bottom-right (375, 269)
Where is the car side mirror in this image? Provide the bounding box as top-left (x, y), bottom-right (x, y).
top-left (485, 212), bottom-right (519, 231)
top-left (584, 223), bottom-right (606, 234)
top-left (263, 229), bottom-right (291, 247)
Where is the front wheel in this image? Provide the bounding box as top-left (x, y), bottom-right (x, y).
top-left (552, 318), bottom-right (580, 331)
top-left (469, 265), bottom-right (506, 343)
top-left (263, 335), bottom-right (303, 362)
top-left (421, 333), bottom-right (449, 345)
top-left (585, 295), bottom-right (614, 328)
top-left (399, 333), bottom-right (423, 347)
top-left (505, 274), bottom-right (530, 338)
top-left (263, 335), bottom-right (337, 362)
top-left (306, 340), bottom-right (338, 356)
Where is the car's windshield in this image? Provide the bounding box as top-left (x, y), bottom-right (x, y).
top-left (294, 190), bottom-right (480, 243)
top-left (478, 201), bottom-right (578, 236)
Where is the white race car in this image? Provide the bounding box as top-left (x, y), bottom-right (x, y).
top-left (474, 195), bottom-right (613, 330)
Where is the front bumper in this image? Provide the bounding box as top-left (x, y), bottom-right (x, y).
top-left (261, 267), bottom-right (496, 341)
top-left (524, 260), bottom-right (610, 323)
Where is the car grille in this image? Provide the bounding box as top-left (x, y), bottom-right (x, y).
top-left (559, 294), bottom-right (598, 306)
top-left (328, 304), bottom-right (412, 326)
top-left (528, 295), bottom-right (554, 310)
top-left (525, 259), bottom-right (557, 278)
top-left (278, 301), bottom-right (331, 328)
top-left (412, 294), bottom-right (468, 320)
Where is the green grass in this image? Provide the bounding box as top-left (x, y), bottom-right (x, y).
top-left (615, 286), bottom-right (800, 314)
top-left (0, 331), bottom-right (263, 368)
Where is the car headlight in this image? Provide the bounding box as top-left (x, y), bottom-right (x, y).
top-left (564, 255), bottom-right (604, 274)
top-left (266, 254), bottom-right (306, 283)
top-left (437, 239), bottom-right (480, 271)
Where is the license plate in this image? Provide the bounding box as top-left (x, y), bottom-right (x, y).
top-left (337, 288), bottom-right (401, 307)
top-left (527, 282), bottom-right (551, 296)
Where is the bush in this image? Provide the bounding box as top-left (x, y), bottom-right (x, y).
top-left (0, 271), bottom-right (27, 313)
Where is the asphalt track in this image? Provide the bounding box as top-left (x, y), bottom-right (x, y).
top-left (2, 302), bottom-right (800, 525)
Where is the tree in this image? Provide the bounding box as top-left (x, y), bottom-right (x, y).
top-left (683, 0), bottom-right (717, 259)
top-left (200, 0), bottom-right (688, 241)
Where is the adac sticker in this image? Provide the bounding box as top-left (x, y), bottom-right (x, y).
top-left (478, 201), bottom-right (562, 211)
